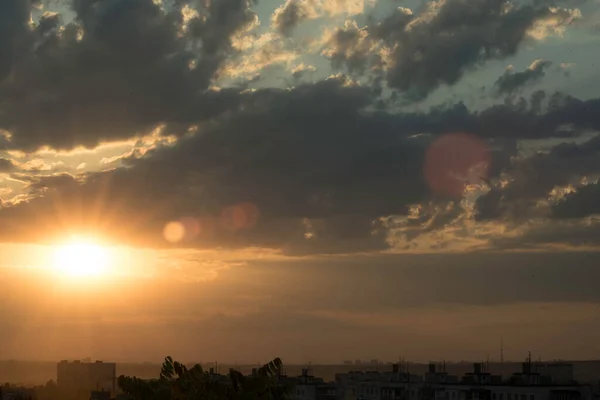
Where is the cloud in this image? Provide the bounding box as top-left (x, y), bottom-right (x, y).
top-left (271, 0), bottom-right (369, 37)
top-left (222, 32), bottom-right (299, 78)
top-left (322, 19), bottom-right (378, 74)
top-left (272, 0), bottom-right (308, 37)
top-left (321, 0), bottom-right (576, 101)
top-left (552, 183), bottom-right (600, 219)
top-left (0, 0), bottom-right (36, 83)
top-left (475, 133), bottom-right (600, 221)
top-left (0, 0), bottom-right (257, 151)
top-left (495, 59), bottom-right (552, 94)
top-left (0, 1), bottom-right (598, 255)
top-left (291, 63), bottom-right (317, 80)
top-left (526, 6), bottom-right (582, 40)
top-left (488, 217), bottom-right (600, 249)
top-left (2, 77), bottom-right (600, 253)
top-left (0, 76), bottom-right (432, 254)
top-left (0, 158), bottom-right (16, 173)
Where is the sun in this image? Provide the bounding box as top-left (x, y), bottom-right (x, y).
top-left (52, 240), bottom-right (111, 278)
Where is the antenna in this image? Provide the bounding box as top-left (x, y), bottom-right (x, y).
top-left (500, 337), bottom-right (504, 363)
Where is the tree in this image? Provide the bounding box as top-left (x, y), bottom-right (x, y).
top-left (118, 357), bottom-right (291, 400)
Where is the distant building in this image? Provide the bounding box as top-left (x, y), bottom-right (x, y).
top-left (536, 364), bottom-right (575, 385)
top-left (57, 360), bottom-right (116, 395)
top-left (289, 368), bottom-right (336, 400)
top-left (336, 361), bottom-right (591, 400)
top-left (424, 363), bottom-right (460, 384)
top-left (336, 363), bottom-right (423, 400)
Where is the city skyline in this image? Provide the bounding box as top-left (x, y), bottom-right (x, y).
top-left (1, 0), bottom-right (600, 365)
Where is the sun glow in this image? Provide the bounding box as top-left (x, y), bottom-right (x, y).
top-left (52, 240), bottom-right (112, 278)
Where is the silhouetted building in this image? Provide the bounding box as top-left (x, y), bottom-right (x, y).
top-left (336, 360), bottom-right (592, 400)
top-left (425, 362), bottom-right (460, 384)
top-left (336, 364), bottom-right (423, 400)
top-left (290, 368), bottom-right (336, 400)
top-left (537, 364), bottom-right (575, 385)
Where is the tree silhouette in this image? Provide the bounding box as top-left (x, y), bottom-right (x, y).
top-left (118, 357), bottom-right (291, 400)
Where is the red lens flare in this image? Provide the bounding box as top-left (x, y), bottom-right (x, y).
top-left (220, 202), bottom-right (260, 232)
top-left (424, 133), bottom-right (490, 197)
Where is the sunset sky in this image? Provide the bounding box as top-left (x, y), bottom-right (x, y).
top-left (1, 0), bottom-right (600, 364)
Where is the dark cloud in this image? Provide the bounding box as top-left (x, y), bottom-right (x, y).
top-left (325, 0), bottom-right (569, 100)
top-left (0, 0), bottom-right (256, 151)
top-left (0, 158), bottom-right (16, 173)
top-left (325, 20), bottom-right (384, 74)
top-left (3, 75), bottom-right (600, 253)
top-left (490, 218), bottom-right (600, 249)
top-left (532, 0), bottom-right (588, 5)
top-left (552, 183), bottom-right (600, 219)
top-left (0, 0), bottom-right (36, 83)
top-left (0, 0), bottom-right (598, 254)
top-left (495, 60), bottom-right (552, 95)
top-left (0, 77), bottom-right (430, 253)
top-left (272, 0), bottom-right (307, 37)
top-left (475, 134), bottom-right (600, 221)
top-left (383, 0), bottom-right (541, 99)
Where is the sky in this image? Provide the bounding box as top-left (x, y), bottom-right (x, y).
top-left (1, 0), bottom-right (600, 364)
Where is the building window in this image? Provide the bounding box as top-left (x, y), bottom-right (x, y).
top-left (530, 395), bottom-right (534, 400)
top-left (493, 394), bottom-right (497, 400)
top-left (500, 394), bottom-right (504, 400)
top-left (508, 394), bottom-right (512, 400)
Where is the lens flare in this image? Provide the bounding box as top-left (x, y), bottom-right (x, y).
top-left (163, 221), bottom-right (186, 243)
top-left (221, 202), bottom-right (260, 231)
top-left (424, 133), bottom-right (490, 197)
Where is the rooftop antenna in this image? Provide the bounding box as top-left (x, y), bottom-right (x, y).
top-left (500, 337), bottom-right (504, 363)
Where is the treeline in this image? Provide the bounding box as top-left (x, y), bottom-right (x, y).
top-left (2, 357), bottom-right (292, 400)
top-left (117, 356), bottom-right (291, 400)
